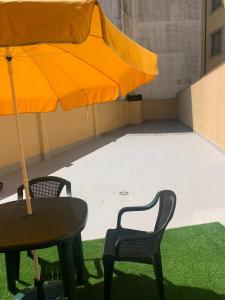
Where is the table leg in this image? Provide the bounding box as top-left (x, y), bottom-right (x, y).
top-left (73, 233), bottom-right (85, 285)
top-left (57, 240), bottom-right (77, 300)
top-left (5, 251), bottom-right (20, 292)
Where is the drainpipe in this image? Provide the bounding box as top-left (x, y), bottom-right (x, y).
top-left (118, 0), bottom-right (122, 30)
top-left (120, 0), bottom-right (124, 32)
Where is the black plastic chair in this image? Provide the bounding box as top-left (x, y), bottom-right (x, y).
top-left (102, 190), bottom-right (176, 300)
top-left (5, 176), bottom-right (85, 292)
top-left (17, 176), bottom-right (72, 257)
top-left (17, 176), bottom-right (72, 259)
top-left (17, 176), bottom-right (72, 200)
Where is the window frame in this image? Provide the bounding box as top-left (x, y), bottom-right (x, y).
top-left (211, 0), bottom-right (223, 12)
top-left (210, 28), bottom-right (223, 57)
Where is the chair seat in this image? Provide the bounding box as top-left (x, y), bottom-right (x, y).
top-left (104, 228), bottom-right (157, 262)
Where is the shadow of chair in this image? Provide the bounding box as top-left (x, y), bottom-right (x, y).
top-left (78, 267), bottom-right (225, 300)
top-left (13, 251), bottom-right (225, 300)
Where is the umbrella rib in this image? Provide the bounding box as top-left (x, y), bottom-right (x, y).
top-left (89, 34), bottom-right (101, 39)
top-left (13, 45), bottom-right (43, 57)
top-left (21, 46), bottom-right (90, 105)
top-left (10, 47), bottom-right (16, 56)
top-left (47, 43), bottom-right (120, 88)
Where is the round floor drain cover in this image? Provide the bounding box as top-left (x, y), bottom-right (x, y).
top-left (119, 191), bottom-right (129, 196)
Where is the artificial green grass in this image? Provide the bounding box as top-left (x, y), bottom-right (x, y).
top-left (0, 222), bottom-right (225, 299)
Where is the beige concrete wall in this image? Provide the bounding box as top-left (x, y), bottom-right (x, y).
top-left (127, 101), bottom-right (143, 125)
top-left (206, 0), bottom-right (225, 72)
top-left (142, 99), bottom-right (177, 121)
top-left (93, 102), bottom-right (122, 136)
top-left (40, 105), bottom-right (94, 155)
top-left (0, 114), bottom-right (41, 170)
top-left (177, 62), bottom-right (225, 149)
top-left (0, 102), bottom-right (126, 175)
top-left (0, 99), bottom-right (177, 175)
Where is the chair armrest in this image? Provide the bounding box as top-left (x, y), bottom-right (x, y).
top-left (66, 182), bottom-right (72, 197)
top-left (116, 192), bottom-right (160, 229)
top-left (115, 232), bottom-right (158, 257)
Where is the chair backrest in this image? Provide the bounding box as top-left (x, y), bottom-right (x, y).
top-left (154, 190), bottom-right (176, 239)
top-left (17, 176), bottom-right (72, 200)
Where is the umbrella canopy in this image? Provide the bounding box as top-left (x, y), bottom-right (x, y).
top-left (0, 1), bottom-right (158, 115)
top-left (0, 0), bottom-right (158, 221)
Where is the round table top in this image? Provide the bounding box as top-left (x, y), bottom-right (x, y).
top-left (0, 197), bottom-right (88, 251)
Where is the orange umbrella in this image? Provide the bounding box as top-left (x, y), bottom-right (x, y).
top-left (0, 0), bottom-right (158, 284)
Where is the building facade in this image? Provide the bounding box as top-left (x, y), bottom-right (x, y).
top-left (205, 0), bottom-right (225, 72)
top-left (99, 0), bottom-right (204, 100)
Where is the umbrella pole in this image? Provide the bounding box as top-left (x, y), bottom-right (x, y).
top-left (6, 52), bottom-right (41, 285)
top-left (6, 54), bottom-right (32, 215)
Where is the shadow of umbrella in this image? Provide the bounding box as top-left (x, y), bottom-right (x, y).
top-left (0, 120), bottom-right (192, 201)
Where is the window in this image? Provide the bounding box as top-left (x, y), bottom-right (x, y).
top-left (212, 0), bottom-right (223, 12)
top-left (211, 29), bottom-right (222, 56)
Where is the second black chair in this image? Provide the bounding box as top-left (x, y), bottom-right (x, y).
top-left (18, 176), bottom-right (72, 259)
top-left (17, 175), bottom-right (72, 200)
top-left (103, 190), bottom-right (176, 300)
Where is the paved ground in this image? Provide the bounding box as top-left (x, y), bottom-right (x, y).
top-left (0, 120), bottom-right (225, 240)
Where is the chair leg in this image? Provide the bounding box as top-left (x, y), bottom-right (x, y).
top-left (58, 240), bottom-right (77, 300)
top-left (103, 255), bottom-right (114, 300)
top-left (14, 251), bottom-right (20, 281)
top-left (73, 233), bottom-right (85, 285)
top-left (27, 250), bottom-right (33, 258)
top-left (153, 253), bottom-right (164, 300)
top-left (5, 251), bottom-right (20, 292)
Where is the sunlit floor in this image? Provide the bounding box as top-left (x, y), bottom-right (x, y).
top-left (0, 120), bottom-right (225, 240)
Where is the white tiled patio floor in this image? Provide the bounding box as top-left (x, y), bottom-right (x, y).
top-left (0, 121), bottom-right (225, 240)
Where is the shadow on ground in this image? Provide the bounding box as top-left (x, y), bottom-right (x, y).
top-left (0, 120), bottom-right (192, 200)
top-left (16, 256), bottom-right (224, 300)
top-left (80, 268), bottom-right (225, 300)
top-left (8, 223), bottom-right (225, 299)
